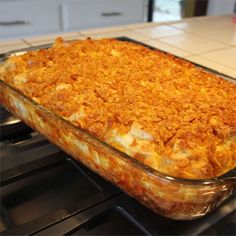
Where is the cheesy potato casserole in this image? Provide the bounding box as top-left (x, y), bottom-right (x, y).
top-left (1, 38), bottom-right (236, 179)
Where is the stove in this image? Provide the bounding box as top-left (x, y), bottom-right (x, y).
top-left (0, 107), bottom-right (235, 235)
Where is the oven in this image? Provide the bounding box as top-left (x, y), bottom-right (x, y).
top-left (0, 106), bottom-right (235, 235)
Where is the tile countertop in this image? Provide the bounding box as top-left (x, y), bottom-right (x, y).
top-left (0, 15), bottom-right (235, 78)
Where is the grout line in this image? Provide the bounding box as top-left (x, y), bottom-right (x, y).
top-left (1, 15), bottom-right (234, 71)
top-left (156, 36), bottom-right (232, 57)
top-left (25, 25), bottom-right (232, 46)
top-left (168, 23), bottom-right (235, 44)
top-left (79, 32), bottom-right (91, 37)
top-left (182, 61), bottom-right (236, 78)
top-left (123, 21), bottom-right (168, 30)
top-left (22, 39), bottom-right (33, 47)
top-left (80, 26), bottom-right (127, 35)
top-left (185, 54), bottom-right (236, 71)
top-left (198, 55), bottom-right (236, 71)
top-left (128, 28), bottom-right (183, 40)
top-left (76, 32), bottom-right (84, 36)
top-left (188, 44), bottom-right (234, 56)
top-left (19, 36), bottom-right (236, 72)
top-left (79, 30), bottom-right (153, 41)
top-left (124, 30), bottom-right (154, 39)
top-left (0, 39), bottom-right (25, 47)
top-left (170, 23), bottom-right (234, 32)
top-left (145, 39), bottom-right (195, 56)
top-left (190, 32), bottom-right (235, 47)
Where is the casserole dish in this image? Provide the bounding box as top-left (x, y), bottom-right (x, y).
top-left (0, 37), bottom-right (235, 220)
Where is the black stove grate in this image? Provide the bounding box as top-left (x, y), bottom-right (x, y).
top-left (0, 153), bottom-right (120, 235)
top-left (0, 107), bottom-right (32, 142)
top-left (0, 129), bottom-right (120, 235)
top-left (35, 191), bottom-right (236, 236)
top-left (0, 109), bottom-right (235, 235)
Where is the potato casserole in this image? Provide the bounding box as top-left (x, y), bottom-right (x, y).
top-left (1, 37), bottom-right (236, 180)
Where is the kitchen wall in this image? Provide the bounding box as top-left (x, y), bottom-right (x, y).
top-left (207, 0), bottom-right (235, 15)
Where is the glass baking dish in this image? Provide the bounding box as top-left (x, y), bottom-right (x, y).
top-left (0, 38), bottom-right (235, 220)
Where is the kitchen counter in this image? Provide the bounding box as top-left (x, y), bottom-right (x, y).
top-left (0, 15), bottom-right (235, 77)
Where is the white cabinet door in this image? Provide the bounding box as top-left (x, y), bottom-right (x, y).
top-left (0, 1), bottom-right (61, 39)
top-left (62, 0), bottom-right (146, 31)
top-left (207, 0), bottom-right (235, 15)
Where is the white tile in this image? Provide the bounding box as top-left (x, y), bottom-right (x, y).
top-left (166, 15), bottom-right (225, 26)
top-left (132, 25), bottom-right (183, 39)
top-left (0, 43), bottom-right (30, 54)
top-left (194, 15), bottom-right (222, 21)
top-left (0, 39), bottom-right (25, 47)
top-left (24, 33), bottom-right (61, 46)
top-left (186, 55), bottom-right (236, 78)
top-left (63, 34), bottom-right (88, 41)
top-left (61, 32), bottom-right (81, 38)
top-left (200, 47), bottom-right (236, 70)
top-left (25, 33), bottom-right (60, 42)
top-left (171, 15), bottom-right (236, 35)
top-left (157, 15), bottom-right (203, 25)
top-left (219, 15), bottom-right (233, 18)
top-left (176, 16), bottom-right (198, 22)
top-left (116, 31), bottom-right (150, 42)
top-left (60, 32), bottom-right (87, 41)
top-left (82, 30), bottom-right (150, 42)
top-left (80, 26), bottom-right (125, 35)
top-left (171, 21), bottom-right (218, 34)
top-left (159, 33), bottom-right (228, 54)
top-left (124, 22), bottom-right (164, 30)
top-left (164, 17), bottom-right (196, 25)
top-left (145, 40), bottom-right (192, 57)
top-left (196, 16), bottom-right (235, 28)
top-left (197, 28), bottom-right (236, 45)
top-left (25, 33), bottom-right (84, 46)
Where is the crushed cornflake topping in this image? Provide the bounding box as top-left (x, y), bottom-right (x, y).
top-left (2, 37), bottom-right (236, 179)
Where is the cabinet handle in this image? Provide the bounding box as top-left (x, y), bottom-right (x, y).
top-left (101, 12), bottom-right (123, 17)
top-left (0, 20), bottom-right (28, 26)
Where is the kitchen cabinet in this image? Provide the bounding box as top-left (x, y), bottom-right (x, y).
top-left (62, 0), bottom-right (146, 31)
top-left (0, 0), bottom-right (148, 40)
top-left (207, 0), bottom-right (235, 16)
top-left (0, 0), bottom-right (61, 39)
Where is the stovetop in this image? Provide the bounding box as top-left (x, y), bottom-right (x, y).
top-left (0, 107), bottom-right (235, 235)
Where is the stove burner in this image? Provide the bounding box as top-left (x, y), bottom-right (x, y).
top-left (0, 107), bottom-right (20, 125)
top-left (0, 107), bottom-right (32, 141)
top-left (0, 108), bottom-right (235, 235)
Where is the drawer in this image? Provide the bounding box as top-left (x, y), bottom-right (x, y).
top-left (62, 0), bottom-right (146, 31)
top-left (0, 1), bottom-right (61, 39)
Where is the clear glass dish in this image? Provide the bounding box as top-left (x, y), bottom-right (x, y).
top-left (0, 41), bottom-right (235, 220)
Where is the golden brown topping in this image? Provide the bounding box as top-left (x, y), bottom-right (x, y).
top-left (2, 37), bottom-right (236, 179)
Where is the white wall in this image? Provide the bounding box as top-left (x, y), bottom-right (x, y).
top-left (207, 0), bottom-right (235, 15)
